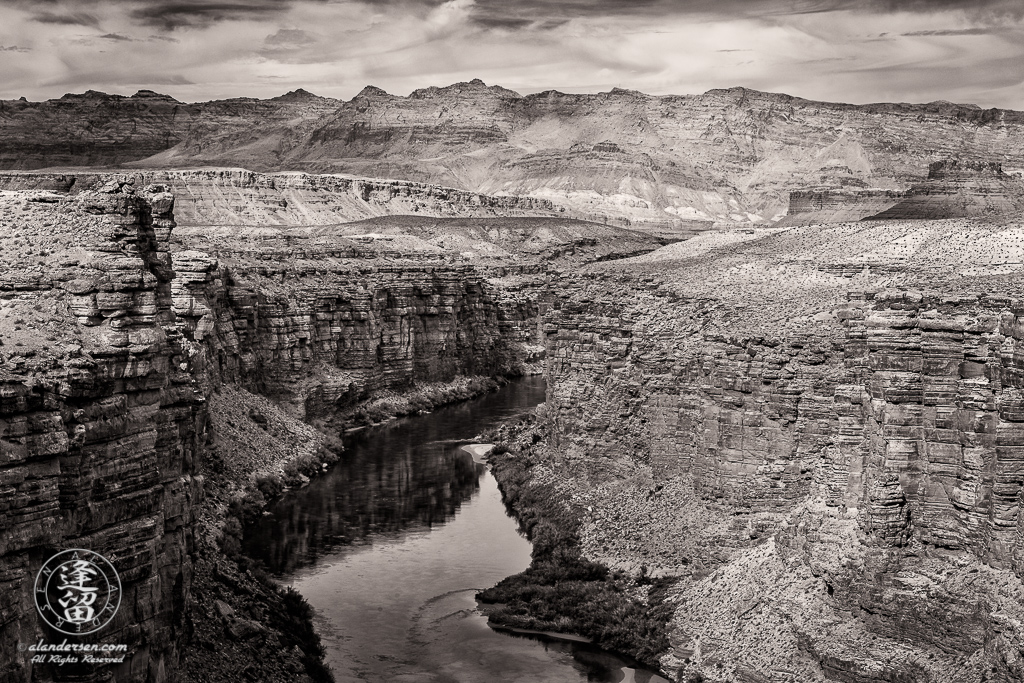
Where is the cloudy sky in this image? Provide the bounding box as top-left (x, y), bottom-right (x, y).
top-left (0, 0), bottom-right (1022, 108)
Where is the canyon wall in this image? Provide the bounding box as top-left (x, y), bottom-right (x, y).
top-left (780, 188), bottom-right (908, 225)
top-left (537, 221), bottom-right (1024, 682)
top-left (171, 250), bottom-right (538, 428)
top-left (0, 178), bottom-right (545, 681)
top-left (0, 181), bottom-right (203, 682)
top-left (784, 160), bottom-right (1024, 225)
top-left (868, 161), bottom-right (1024, 221)
top-left (0, 170), bottom-right (560, 226)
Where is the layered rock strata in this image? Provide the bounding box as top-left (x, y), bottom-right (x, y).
top-left (0, 180), bottom-right (203, 682)
top-left (5, 82), bottom-right (1024, 229)
top-left (533, 219), bottom-right (1024, 681)
top-left (0, 179), bottom-right (550, 682)
top-left (780, 188), bottom-right (909, 226)
top-left (171, 250), bottom-right (537, 427)
top-left (868, 160), bottom-right (1024, 220)
top-left (784, 160), bottom-right (1024, 225)
top-left (0, 170), bottom-right (559, 227)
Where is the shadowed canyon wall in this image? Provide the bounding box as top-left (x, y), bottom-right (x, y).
top-left (0, 179), bottom-right (545, 681)
top-left (0, 182), bottom-right (203, 682)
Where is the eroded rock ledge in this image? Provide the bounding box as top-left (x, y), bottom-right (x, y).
top-left (0, 170), bottom-right (560, 227)
top-left (0, 180), bottom-right (547, 682)
top-left (0, 179), bottom-right (202, 682)
top-left (529, 219), bottom-right (1024, 681)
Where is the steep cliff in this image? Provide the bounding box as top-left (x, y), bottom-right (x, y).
top-left (0, 175), bottom-right (563, 681)
top-left (0, 180), bottom-right (203, 682)
top-left (3, 82), bottom-right (1024, 230)
top-left (868, 160), bottom-right (1024, 221)
top-left (532, 219), bottom-right (1024, 681)
top-left (780, 188), bottom-right (909, 226)
top-left (171, 248), bottom-right (537, 431)
top-left (783, 160), bottom-right (1024, 226)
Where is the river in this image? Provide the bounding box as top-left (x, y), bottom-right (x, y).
top-left (244, 376), bottom-right (669, 683)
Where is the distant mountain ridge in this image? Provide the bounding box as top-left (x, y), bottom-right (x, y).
top-left (2, 80), bottom-right (1023, 228)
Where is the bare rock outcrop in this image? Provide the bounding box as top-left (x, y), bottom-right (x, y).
top-left (0, 180), bottom-right (203, 682)
top-left (784, 159), bottom-right (1024, 225)
top-left (867, 160), bottom-right (1024, 220)
top-left (4, 84), bottom-right (1024, 231)
top-left (780, 188), bottom-right (909, 226)
top-left (0, 170), bottom-right (560, 227)
top-left (530, 219), bottom-right (1024, 681)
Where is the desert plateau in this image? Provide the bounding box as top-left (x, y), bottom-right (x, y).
top-left (2, 70), bottom-right (1024, 683)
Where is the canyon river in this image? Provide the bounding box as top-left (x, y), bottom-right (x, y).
top-left (244, 376), bottom-right (669, 683)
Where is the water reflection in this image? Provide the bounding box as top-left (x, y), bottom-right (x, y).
top-left (246, 436), bottom-right (482, 574)
top-left (243, 376), bottom-right (670, 683)
top-left (245, 377), bottom-right (547, 574)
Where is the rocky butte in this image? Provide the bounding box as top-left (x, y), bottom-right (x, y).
top-left (0, 82), bottom-right (1023, 683)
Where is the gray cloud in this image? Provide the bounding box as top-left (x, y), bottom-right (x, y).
top-left (464, 0), bottom-right (1024, 27)
top-left (265, 28), bottom-right (317, 46)
top-left (1, 0), bottom-right (1022, 110)
top-left (902, 27), bottom-right (1009, 35)
top-left (4, 0), bottom-right (1022, 34)
top-left (128, 2), bottom-right (295, 30)
top-left (31, 11), bottom-right (101, 27)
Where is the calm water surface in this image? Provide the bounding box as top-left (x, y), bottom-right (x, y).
top-left (245, 377), bottom-right (669, 683)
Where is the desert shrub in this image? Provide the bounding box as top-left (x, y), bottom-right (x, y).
top-left (282, 453), bottom-right (324, 485)
top-left (318, 447), bottom-right (340, 466)
top-left (249, 572), bottom-right (333, 683)
top-left (229, 490), bottom-right (267, 526)
top-left (218, 517), bottom-right (243, 558)
top-left (255, 474), bottom-right (285, 500)
top-left (482, 445), bottom-right (673, 670)
top-left (295, 453), bottom-right (323, 478)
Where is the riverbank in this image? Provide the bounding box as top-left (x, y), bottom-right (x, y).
top-left (478, 411), bottom-right (676, 673)
top-left (240, 375), bottom-right (576, 682)
top-left (183, 374), bottom-right (518, 683)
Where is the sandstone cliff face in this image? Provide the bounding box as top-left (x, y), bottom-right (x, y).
top-left (869, 161), bottom-right (1024, 221)
top-left (0, 170), bottom-right (559, 227)
top-left (784, 160), bottom-right (1024, 225)
top-left (0, 181), bottom-right (203, 682)
top-left (4, 82), bottom-right (1024, 230)
top-left (780, 188), bottom-right (909, 226)
top-left (0, 178), bottom-right (550, 681)
top-left (171, 249), bottom-right (537, 429)
top-left (536, 221), bottom-right (1024, 681)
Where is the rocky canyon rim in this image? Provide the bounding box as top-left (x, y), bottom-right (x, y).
top-left (1, 80), bottom-right (1023, 683)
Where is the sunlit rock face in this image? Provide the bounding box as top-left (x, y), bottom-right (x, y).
top-left (0, 180), bottom-right (204, 683)
top-left (3, 85), bottom-right (1024, 231)
top-left (783, 159), bottom-right (1024, 225)
top-left (0, 169), bottom-right (560, 227)
top-left (536, 220), bottom-right (1024, 682)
